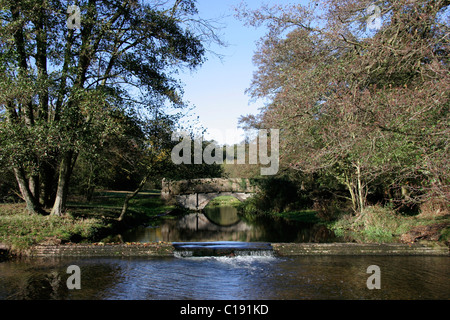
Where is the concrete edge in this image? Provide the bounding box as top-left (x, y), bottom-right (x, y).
top-left (12, 242), bottom-right (449, 258)
top-left (25, 243), bottom-right (175, 258)
top-left (271, 242), bottom-right (449, 256)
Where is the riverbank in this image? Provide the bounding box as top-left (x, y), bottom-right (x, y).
top-left (326, 205), bottom-right (450, 244)
top-left (0, 190), bottom-right (182, 255)
top-left (1, 192), bottom-right (449, 258)
top-left (238, 198), bottom-right (450, 245)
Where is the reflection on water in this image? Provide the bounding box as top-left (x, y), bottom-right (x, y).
top-left (0, 256), bottom-right (448, 300)
top-left (204, 205), bottom-right (241, 226)
top-left (3, 203), bottom-right (446, 301)
top-left (116, 205), bottom-right (339, 243)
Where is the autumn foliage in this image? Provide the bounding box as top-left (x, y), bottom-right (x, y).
top-left (238, 0), bottom-right (449, 213)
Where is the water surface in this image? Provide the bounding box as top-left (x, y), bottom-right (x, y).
top-left (2, 203), bottom-right (447, 300)
top-left (0, 255), bottom-right (448, 300)
top-left (115, 205), bottom-right (339, 243)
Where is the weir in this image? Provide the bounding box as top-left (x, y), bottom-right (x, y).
top-left (172, 241), bottom-right (274, 257)
top-left (23, 241), bottom-right (448, 258)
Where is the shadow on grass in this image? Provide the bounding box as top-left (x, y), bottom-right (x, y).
top-left (66, 190), bottom-right (186, 240)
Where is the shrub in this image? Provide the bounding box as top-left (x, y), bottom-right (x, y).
top-left (313, 199), bottom-right (348, 222)
top-left (419, 198), bottom-right (449, 217)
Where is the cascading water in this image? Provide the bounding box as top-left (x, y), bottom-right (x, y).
top-left (172, 241), bottom-right (274, 258)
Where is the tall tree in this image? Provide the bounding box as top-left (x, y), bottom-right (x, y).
top-left (238, 0), bottom-right (449, 212)
top-left (0, 0), bottom-right (210, 215)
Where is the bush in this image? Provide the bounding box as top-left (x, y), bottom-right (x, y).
top-left (419, 198), bottom-right (449, 217)
top-left (239, 176), bottom-right (313, 214)
top-left (313, 198), bottom-right (349, 222)
top-left (329, 206), bottom-right (402, 242)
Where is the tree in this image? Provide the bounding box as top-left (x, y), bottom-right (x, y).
top-left (117, 110), bottom-right (177, 221)
top-left (70, 108), bottom-right (149, 201)
top-left (238, 0), bottom-right (449, 213)
top-left (0, 0), bottom-right (212, 215)
top-left (117, 112), bottom-right (226, 221)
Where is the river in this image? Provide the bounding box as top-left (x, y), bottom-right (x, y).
top-left (114, 204), bottom-right (339, 243)
top-left (0, 204), bottom-right (448, 300)
top-left (0, 255), bottom-right (448, 299)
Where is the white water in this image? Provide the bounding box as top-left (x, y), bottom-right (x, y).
top-left (174, 250), bottom-right (276, 261)
top-left (173, 249), bottom-right (275, 259)
top-left (172, 241), bottom-right (275, 260)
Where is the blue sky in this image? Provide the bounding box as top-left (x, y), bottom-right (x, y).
top-left (177, 0), bottom-right (295, 145)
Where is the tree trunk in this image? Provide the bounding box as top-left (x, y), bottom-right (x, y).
top-left (118, 175), bottom-right (149, 222)
top-left (41, 160), bottom-right (57, 208)
top-left (356, 162), bottom-right (365, 212)
top-left (348, 183), bottom-right (357, 212)
top-left (29, 174), bottom-right (40, 201)
top-left (344, 175), bottom-right (357, 213)
top-left (13, 167), bottom-right (44, 215)
top-left (51, 151), bottom-right (75, 216)
top-left (86, 185), bottom-right (95, 202)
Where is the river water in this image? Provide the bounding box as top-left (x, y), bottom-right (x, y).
top-left (115, 204), bottom-right (339, 243)
top-left (0, 204), bottom-right (448, 300)
top-left (0, 255), bottom-right (448, 300)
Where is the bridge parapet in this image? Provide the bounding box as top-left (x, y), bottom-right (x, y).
top-left (161, 178), bottom-right (258, 199)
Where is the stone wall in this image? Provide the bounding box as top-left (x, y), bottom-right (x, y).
top-left (12, 242), bottom-right (448, 258)
top-left (26, 243), bottom-right (174, 258)
top-left (161, 178), bottom-right (258, 199)
top-left (272, 242), bottom-right (449, 256)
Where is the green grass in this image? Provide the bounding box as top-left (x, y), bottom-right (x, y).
top-left (271, 210), bottom-right (320, 223)
top-left (124, 196), bottom-right (180, 223)
top-left (68, 189), bottom-right (178, 221)
top-left (328, 205), bottom-right (450, 243)
top-left (206, 196), bottom-right (242, 208)
top-left (237, 194), bottom-right (449, 243)
top-left (0, 203), bottom-right (106, 251)
top-left (214, 196), bottom-right (320, 224)
top-left (0, 190), bottom-right (177, 252)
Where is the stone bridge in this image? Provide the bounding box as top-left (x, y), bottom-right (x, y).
top-left (161, 178), bottom-right (258, 210)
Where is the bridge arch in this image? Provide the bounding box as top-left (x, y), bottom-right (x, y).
top-left (202, 200), bottom-right (241, 227)
top-left (173, 192), bottom-right (254, 211)
top-left (161, 178), bottom-right (257, 211)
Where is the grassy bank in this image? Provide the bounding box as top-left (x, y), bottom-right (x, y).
top-left (236, 195), bottom-right (321, 224)
top-left (67, 190), bottom-right (179, 226)
top-left (211, 196), bottom-right (320, 224)
top-left (327, 206), bottom-right (450, 244)
top-left (0, 203), bottom-right (106, 251)
top-left (0, 190), bottom-right (178, 253)
top-left (238, 195), bottom-right (449, 244)
top-left (2, 192), bottom-right (448, 253)
top-left (206, 195), bottom-right (242, 207)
